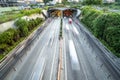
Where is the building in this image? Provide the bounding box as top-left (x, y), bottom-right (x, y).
top-left (79, 0), bottom-right (115, 3)
top-left (36, 0), bottom-right (43, 2)
top-left (103, 0), bottom-right (115, 3)
top-left (0, 0), bottom-right (18, 6)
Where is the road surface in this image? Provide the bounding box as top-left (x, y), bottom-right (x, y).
top-left (2, 17), bottom-right (120, 80)
top-left (63, 18), bottom-right (120, 80)
top-left (3, 18), bottom-right (61, 80)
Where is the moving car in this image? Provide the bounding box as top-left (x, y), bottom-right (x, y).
top-left (68, 18), bottom-right (72, 24)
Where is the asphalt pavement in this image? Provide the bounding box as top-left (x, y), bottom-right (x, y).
top-left (3, 18), bottom-right (61, 80)
top-left (2, 17), bottom-right (120, 80)
top-left (63, 18), bottom-right (119, 80)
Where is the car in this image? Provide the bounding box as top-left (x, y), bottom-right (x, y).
top-left (68, 18), bottom-right (72, 24)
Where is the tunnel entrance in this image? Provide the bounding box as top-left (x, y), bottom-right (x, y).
top-left (63, 9), bottom-right (77, 18)
top-left (47, 8), bottom-right (77, 18)
top-left (48, 9), bottom-right (62, 17)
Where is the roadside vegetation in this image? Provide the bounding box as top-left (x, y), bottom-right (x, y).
top-left (101, 2), bottom-right (120, 10)
top-left (0, 18), bottom-right (44, 60)
top-left (80, 6), bottom-right (120, 57)
top-left (0, 8), bottom-right (42, 24)
top-left (82, 0), bottom-right (102, 5)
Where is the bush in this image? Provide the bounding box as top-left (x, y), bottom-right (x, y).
top-left (15, 19), bottom-right (29, 37)
top-left (104, 27), bottom-right (120, 56)
top-left (20, 8), bottom-right (42, 16)
top-left (93, 13), bottom-right (120, 39)
top-left (81, 6), bottom-right (120, 57)
top-left (0, 44), bottom-right (8, 54)
top-left (0, 17), bottom-right (44, 57)
top-left (28, 18), bottom-right (43, 31)
top-left (81, 6), bottom-right (102, 30)
top-left (0, 28), bottom-right (15, 45)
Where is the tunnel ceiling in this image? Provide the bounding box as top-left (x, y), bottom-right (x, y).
top-left (47, 8), bottom-right (78, 17)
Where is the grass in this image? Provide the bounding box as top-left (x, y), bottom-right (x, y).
top-left (0, 8), bottom-right (42, 24)
top-left (0, 12), bottom-right (23, 24)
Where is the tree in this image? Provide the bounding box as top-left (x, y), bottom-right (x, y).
top-left (62, 0), bottom-right (68, 4)
top-left (43, 0), bottom-right (52, 5)
top-left (115, 0), bottom-right (120, 2)
top-left (83, 0), bottom-right (102, 5)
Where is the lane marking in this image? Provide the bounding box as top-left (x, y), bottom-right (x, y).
top-left (73, 26), bottom-right (79, 35)
top-left (66, 24), bottom-right (69, 30)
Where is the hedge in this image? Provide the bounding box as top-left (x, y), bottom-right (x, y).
top-left (81, 6), bottom-right (120, 57)
top-left (20, 8), bottom-right (42, 16)
top-left (0, 17), bottom-right (44, 59)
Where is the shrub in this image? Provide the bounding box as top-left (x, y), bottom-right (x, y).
top-left (104, 27), bottom-right (120, 56)
top-left (81, 6), bottom-right (102, 30)
top-left (18, 25), bottom-right (29, 37)
top-left (15, 19), bottom-right (29, 37)
top-left (93, 13), bottom-right (120, 39)
top-left (0, 44), bottom-right (8, 54)
top-left (81, 6), bottom-right (120, 57)
top-left (20, 8), bottom-right (42, 16)
top-left (0, 28), bottom-right (15, 45)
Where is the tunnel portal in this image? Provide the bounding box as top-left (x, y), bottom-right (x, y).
top-left (47, 8), bottom-right (78, 18)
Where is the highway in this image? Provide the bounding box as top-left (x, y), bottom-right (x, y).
top-left (3, 18), bottom-right (61, 80)
top-left (2, 17), bottom-right (120, 80)
top-left (63, 18), bottom-right (120, 80)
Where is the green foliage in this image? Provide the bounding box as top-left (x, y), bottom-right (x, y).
top-left (62, 0), bottom-right (68, 4)
top-left (81, 6), bottom-right (102, 31)
top-left (0, 17), bottom-right (44, 59)
top-left (105, 27), bottom-right (120, 56)
top-left (28, 18), bottom-right (43, 31)
top-left (43, 0), bottom-right (52, 5)
top-left (15, 19), bottom-right (29, 37)
top-left (0, 28), bottom-right (15, 45)
top-left (0, 44), bottom-right (8, 53)
top-left (81, 6), bottom-right (120, 57)
top-left (0, 28), bottom-right (18, 54)
top-left (20, 8), bottom-right (42, 16)
top-left (0, 8), bottom-right (42, 24)
top-left (83, 0), bottom-right (102, 5)
top-left (93, 13), bottom-right (120, 39)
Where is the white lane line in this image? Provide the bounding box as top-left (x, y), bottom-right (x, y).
top-left (66, 24), bottom-right (69, 30)
top-left (30, 58), bottom-right (46, 80)
top-left (73, 26), bottom-right (79, 35)
top-left (64, 38), bottom-right (68, 80)
top-left (69, 40), bottom-right (80, 70)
